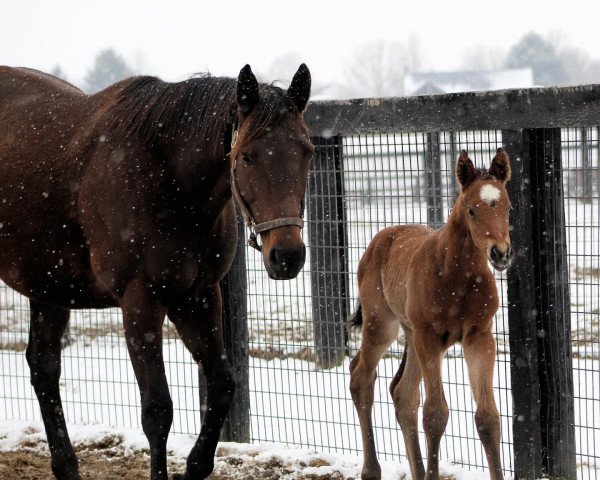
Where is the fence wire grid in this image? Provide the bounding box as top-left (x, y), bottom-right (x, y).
top-left (0, 127), bottom-right (598, 479)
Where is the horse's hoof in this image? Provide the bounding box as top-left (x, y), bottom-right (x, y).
top-left (361, 469), bottom-right (382, 480)
top-left (172, 464), bottom-right (214, 480)
top-left (361, 463), bottom-right (382, 480)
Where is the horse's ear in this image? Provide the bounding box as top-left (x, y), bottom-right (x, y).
top-left (237, 64), bottom-right (259, 115)
top-left (456, 150), bottom-right (477, 188)
top-left (287, 64), bottom-right (311, 113)
top-left (489, 147), bottom-right (511, 183)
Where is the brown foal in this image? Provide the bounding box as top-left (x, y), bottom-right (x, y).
top-left (349, 148), bottom-right (513, 480)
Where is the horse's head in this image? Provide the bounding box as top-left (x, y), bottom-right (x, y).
top-left (456, 148), bottom-right (513, 271)
top-left (231, 64), bottom-right (314, 280)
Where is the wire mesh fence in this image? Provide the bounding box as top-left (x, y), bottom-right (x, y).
top-left (1, 117), bottom-right (599, 479)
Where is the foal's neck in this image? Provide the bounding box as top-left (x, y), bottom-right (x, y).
top-left (436, 196), bottom-right (487, 275)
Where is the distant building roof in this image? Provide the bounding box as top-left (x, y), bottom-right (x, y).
top-left (404, 68), bottom-right (534, 96)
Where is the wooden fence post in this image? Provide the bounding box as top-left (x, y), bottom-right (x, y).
top-left (582, 127), bottom-right (593, 202)
top-left (503, 129), bottom-right (576, 479)
top-left (425, 132), bottom-right (444, 228)
top-left (219, 214), bottom-right (250, 442)
top-left (308, 135), bottom-right (349, 369)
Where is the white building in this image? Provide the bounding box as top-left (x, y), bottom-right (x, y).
top-left (404, 68), bottom-right (534, 96)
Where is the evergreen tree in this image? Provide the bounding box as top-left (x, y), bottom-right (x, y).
top-left (504, 32), bottom-right (568, 86)
top-left (50, 65), bottom-right (67, 81)
top-left (84, 48), bottom-right (133, 93)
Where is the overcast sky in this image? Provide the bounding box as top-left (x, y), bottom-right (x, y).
top-left (2, 0), bottom-right (599, 91)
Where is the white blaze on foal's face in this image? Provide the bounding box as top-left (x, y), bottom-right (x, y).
top-left (480, 184), bottom-right (501, 206)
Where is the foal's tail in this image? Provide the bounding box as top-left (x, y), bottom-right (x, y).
top-left (347, 301), bottom-right (363, 328)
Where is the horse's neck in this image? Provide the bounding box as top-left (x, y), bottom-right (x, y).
top-left (168, 146), bottom-right (232, 213)
top-left (436, 205), bottom-right (487, 277)
top-left (164, 113), bottom-right (233, 204)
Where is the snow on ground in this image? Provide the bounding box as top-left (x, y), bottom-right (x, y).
top-left (1, 331), bottom-right (599, 478)
top-left (0, 418), bottom-right (500, 480)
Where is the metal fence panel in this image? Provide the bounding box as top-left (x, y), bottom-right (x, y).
top-left (1, 117), bottom-right (598, 479)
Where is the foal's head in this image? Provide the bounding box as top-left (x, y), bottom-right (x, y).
top-left (456, 148), bottom-right (513, 271)
top-left (231, 64), bottom-right (314, 280)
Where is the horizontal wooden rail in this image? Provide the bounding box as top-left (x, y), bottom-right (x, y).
top-left (305, 84), bottom-right (600, 135)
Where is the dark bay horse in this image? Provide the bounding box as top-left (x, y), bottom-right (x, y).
top-left (349, 149), bottom-right (513, 480)
top-left (0, 63), bottom-right (313, 479)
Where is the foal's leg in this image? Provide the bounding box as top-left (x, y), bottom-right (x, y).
top-left (26, 300), bottom-right (80, 480)
top-left (168, 284), bottom-right (234, 480)
top-left (350, 305), bottom-right (399, 480)
top-left (413, 330), bottom-right (449, 480)
top-left (390, 336), bottom-right (425, 480)
top-left (121, 276), bottom-right (171, 480)
top-left (462, 329), bottom-right (503, 480)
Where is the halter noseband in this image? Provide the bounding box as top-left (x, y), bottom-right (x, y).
top-left (229, 124), bottom-right (305, 252)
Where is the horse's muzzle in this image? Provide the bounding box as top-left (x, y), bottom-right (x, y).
top-left (490, 244), bottom-right (514, 272)
top-left (266, 244), bottom-right (306, 280)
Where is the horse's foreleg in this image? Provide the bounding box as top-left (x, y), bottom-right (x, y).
top-left (463, 329), bottom-right (503, 480)
top-left (121, 276), bottom-right (171, 480)
top-left (413, 330), bottom-right (449, 480)
top-left (26, 300), bottom-right (80, 480)
top-left (168, 284), bottom-right (234, 480)
top-left (390, 337), bottom-right (425, 480)
top-left (350, 305), bottom-right (399, 480)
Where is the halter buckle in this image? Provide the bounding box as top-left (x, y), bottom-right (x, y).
top-left (248, 230), bottom-right (261, 251)
top-left (231, 129), bottom-right (239, 149)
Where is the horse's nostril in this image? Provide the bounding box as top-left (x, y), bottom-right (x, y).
top-left (507, 244), bottom-right (514, 258)
top-left (490, 245), bottom-right (501, 262)
top-left (269, 247), bottom-right (282, 266)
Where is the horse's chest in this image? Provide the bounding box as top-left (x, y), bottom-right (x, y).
top-left (142, 223), bottom-right (236, 294)
top-left (403, 272), bottom-right (497, 340)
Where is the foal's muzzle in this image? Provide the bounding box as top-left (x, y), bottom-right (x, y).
top-left (490, 244), bottom-right (514, 271)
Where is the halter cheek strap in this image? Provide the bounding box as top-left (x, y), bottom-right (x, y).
top-left (229, 125), bottom-right (305, 252)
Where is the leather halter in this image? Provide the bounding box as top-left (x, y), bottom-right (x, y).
top-left (228, 125), bottom-right (305, 252)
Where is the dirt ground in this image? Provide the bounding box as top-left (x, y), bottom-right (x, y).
top-left (0, 443), bottom-right (355, 480)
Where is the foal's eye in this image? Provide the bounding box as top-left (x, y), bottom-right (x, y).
top-left (468, 208), bottom-right (475, 217)
top-left (240, 153), bottom-right (253, 165)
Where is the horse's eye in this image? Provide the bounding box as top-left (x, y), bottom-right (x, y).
top-left (468, 208), bottom-right (475, 217)
top-left (241, 153), bottom-right (253, 164)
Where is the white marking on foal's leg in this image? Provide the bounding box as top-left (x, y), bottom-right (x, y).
top-left (480, 184), bottom-right (501, 205)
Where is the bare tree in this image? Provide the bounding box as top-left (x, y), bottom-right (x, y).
top-left (339, 37), bottom-right (424, 99)
top-left (260, 53), bottom-right (332, 99)
top-left (460, 46), bottom-right (506, 71)
top-left (550, 32), bottom-right (600, 85)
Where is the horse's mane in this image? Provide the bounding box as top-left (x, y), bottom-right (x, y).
top-left (111, 74), bottom-right (305, 159)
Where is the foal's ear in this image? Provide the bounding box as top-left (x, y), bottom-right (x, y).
top-left (489, 147), bottom-right (511, 183)
top-left (288, 64), bottom-right (311, 113)
top-left (456, 150), bottom-right (477, 188)
top-left (237, 64), bottom-right (260, 115)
